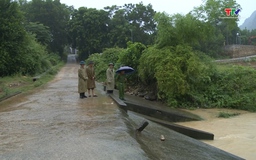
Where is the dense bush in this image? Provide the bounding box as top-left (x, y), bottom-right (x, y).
top-left (206, 65), bottom-right (256, 111)
top-left (117, 42), bottom-right (146, 84)
top-left (86, 47), bottom-right (125, 82)
top-left (139, 45), bottom-right (215, 106)
top-left (19, 34), bottom-right (47, 75)
top-left (138, 47), bottom-right (170, 86)
top-left (85, 43), bottom-right (256, 111)
top-left (0, 0), bottom-right (61, 77)
top-left (101, 48), bottom-right (124, 67)
top-left (17, 34), bottom-right (61, 76)
top-left (86, 53), bottom-right (106, 81)
top-left (0, 0), bottom-right (27, 76)
top-left (118, 42), bottom-right (146, 70)
top-left (139, 44), bottom-right (256, 111)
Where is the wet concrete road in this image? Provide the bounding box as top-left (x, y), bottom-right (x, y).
top-left (0, 64), bottom-right (147, 160)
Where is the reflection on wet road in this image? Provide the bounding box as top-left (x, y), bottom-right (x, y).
top-left (0, 64), bottom-right (148, 160)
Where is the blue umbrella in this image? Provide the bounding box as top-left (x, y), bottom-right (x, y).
top-left (116, 66), bottom-right (134, 74)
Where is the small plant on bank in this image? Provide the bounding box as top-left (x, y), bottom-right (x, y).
top-left (2, 85), bottom-right (10, 96)
top-left (218, 112), bottom-right (240, 118)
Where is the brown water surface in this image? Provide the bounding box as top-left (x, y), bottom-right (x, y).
top-left (177, 108), bottom-right (256, 160)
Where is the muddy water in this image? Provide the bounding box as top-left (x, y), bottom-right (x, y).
top-left (0, 64), bottom-right (148, 159)
top-left (177, 108), bottom-right (256, 160)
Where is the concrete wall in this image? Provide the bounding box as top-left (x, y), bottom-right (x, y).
top-left (223, 45), bottom-right (256, 58)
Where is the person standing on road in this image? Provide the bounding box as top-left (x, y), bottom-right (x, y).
top-left (116, 70), bottom-right (126, 100)
top-left (86, 61), bottom-right (97, 97)
top-left (106, 63), bottom-right (115, 94)
top-left (78, 61), bottom-right (88, 99)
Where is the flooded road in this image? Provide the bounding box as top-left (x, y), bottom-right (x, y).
top-left (0, 62), bottom-right (248, 160)
top-left (0, 64), bottom-right (148, 160)
top-left (177, 109), bottom-right (256, 160)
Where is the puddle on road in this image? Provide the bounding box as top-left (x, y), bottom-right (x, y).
top-left (177, 108), bottom-right (256, 160)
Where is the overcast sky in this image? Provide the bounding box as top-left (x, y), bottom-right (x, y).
top-left (60, 0), bottom-right (256, 26)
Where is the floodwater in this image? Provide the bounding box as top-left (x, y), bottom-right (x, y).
top-left (177, 108), bottom-right (256, 160)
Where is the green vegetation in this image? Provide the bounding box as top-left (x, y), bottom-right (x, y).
top-left (118, 42), bottom-right (146, 84)
top-left (213, 65), bottom-right (256, 107)
top-left (0, 62), bottom-right (64, 101)
top-left (20, 0), bottom-right (71, 60)
top-left (218, 112), bottom-right (240, 118)
top-left (68, 2), bottom-right (156, 60)
top-left (84, 0), bottom-right (256, 112)
top-left (0, 0), bottom-right (67, 101)
top-left (86, 48), bottom-right (125, 82)
top-left (0, 0), bottom-right (68, 77)
top-left (140, 45), bottom-right (216, 107)
top-left (87, 42), bottom-right (256, 111)
top-left (1, 0), bottom-right (256, 111)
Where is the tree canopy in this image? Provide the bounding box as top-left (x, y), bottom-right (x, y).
top-left (20, 0), bottom-right (72, 59)
top-left (0, 0), bottom-right (61, 76)
top-left (0, 0), bottom-right (27, 75)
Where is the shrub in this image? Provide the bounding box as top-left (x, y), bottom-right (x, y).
top-left (139, 45), bottom-right (215, 107)
top-left (218, 112), bottom-right (240, 118)
top-left (118, 42), bottom-right (146, 84)
top-left (154, 45), bottom-right (215, 106)
top-left (207, 65), bottom-right (256, 111)
top-left (138, 46), bottom-right (170, 85)
top-left (20, 34), bottom-right (60, 76)
top-left (101, 48), bottom-right (123, 65)
top-left (86, 47), bottom-right (125, 82)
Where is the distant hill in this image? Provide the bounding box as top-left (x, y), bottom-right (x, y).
top-left (239, 10), bottom-right (256, 30)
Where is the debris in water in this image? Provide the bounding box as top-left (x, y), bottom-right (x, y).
top-left (160, 135), bottom-right (165, 141)
top-left (136, 121), bottom-right (149, 132)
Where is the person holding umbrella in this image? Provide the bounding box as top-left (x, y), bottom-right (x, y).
top-left (86, 61), bottom-right (97, 97)
top-left (78, 61), bottom-right (88, 99)
top-left (106, 63), bottom-right (115, 94)
top-left (115, 66), bottom-right (134, 100)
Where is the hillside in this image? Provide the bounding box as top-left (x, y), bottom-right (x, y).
top-left (240, 10), bottom-right (256, 30)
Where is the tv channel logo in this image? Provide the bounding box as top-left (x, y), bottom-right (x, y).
top-left (219, 8), bottom-right (240, 19)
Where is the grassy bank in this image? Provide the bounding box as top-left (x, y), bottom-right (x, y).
top-left (0, 62), bottom-right (64, 101)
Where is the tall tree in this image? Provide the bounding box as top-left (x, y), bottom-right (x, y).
top-left (192, 0), bottom-right (241, 46)
top-left (124, 2), bottom-right (156, 45)
top-left (68, 7), bottom-right (109, 60)
top-left (105, 2), bottom-right (157, 47)
top-left (104, 6), bottom-right (130, 48)
top-left (0, 0), bottom-right (27, 76)
top-left (21, 0), bottom-right (71, 59)
top-left (25, 22), bottom-right (52, 46)
top-left (154, 13), bottom-right (205, 48)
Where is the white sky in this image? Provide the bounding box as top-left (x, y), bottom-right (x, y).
top-left (60, 0), bottom-right (256, 26)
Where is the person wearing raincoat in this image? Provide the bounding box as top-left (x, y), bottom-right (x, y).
top-left (78, 61), bottom-right (88, 99)
top-left (86, 61), bottom-right (97, 97)
top-left (116, 70), bottom-right (126, 100)
top-left (106, 63), bottom-right (115, 94)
